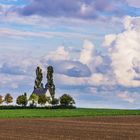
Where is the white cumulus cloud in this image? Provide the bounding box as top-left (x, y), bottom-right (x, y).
top-left (117, 91), bottom-right (135, 103)
top-left (80, 40), bottom-right (95, 65)
top-left (104, 16), bottom-right (140, 87)
top-left (126, 0), bottom-right (140, 8)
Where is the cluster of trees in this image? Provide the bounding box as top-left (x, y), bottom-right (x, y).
top-left (0, 94), bottom-right (13, 105)
top-left (0, 67), bottom-right (75, 108)
top-left (0, 93), bottom-right (75, 107)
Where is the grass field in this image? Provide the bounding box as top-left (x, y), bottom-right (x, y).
top-left (0, 108), bottom-right (140, 118)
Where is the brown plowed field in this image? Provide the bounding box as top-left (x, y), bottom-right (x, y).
top-left (0, 116), bottom-right (139, 140)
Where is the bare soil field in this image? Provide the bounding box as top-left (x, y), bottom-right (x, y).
top-left (0, 116), bottom-right (139, 140)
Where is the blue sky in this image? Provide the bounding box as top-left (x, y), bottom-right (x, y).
top-left (0, 0), bottom-right (140, 109)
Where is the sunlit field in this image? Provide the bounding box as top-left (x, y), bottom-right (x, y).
top-left (0, 108), bottom-right (139, 118)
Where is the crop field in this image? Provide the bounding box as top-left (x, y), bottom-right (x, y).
top-left (0, 109), bottom-right (139, 140)
top-left (0, 116), bottom-right (140, 140)
top-left (0, 108), bottom-right (140, 118)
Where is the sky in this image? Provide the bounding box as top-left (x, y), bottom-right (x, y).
top-left (0, 0), bottom-right (140, 109)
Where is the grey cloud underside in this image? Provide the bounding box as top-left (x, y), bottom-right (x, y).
top-left (96, 55), bottom-right (112, 74)
top-left (46, 60), bottom-right (91, 77)
top-left (133, 59), bottom-right (140, 74)
top-left (0, 58), bottom-right (92, 77)
top-left (17, 0), bottom-right (129, 19)
top-left (0, 63), bottom-right (25, 75)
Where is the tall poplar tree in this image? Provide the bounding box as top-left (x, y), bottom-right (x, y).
top-left (34, 66), bottom-right (44, 89)
top-left (47, 66), bottom-right (55, 100)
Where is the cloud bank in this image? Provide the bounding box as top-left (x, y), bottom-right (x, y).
top-left (14, 0), bottom-right (139, 19)
top-left (0, 0), bottom-right (140, 108)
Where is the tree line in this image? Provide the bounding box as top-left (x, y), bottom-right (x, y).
top-left (0, 93), bottom-right (75, 107)
top-left (0, 66), bottom-right (75, 108)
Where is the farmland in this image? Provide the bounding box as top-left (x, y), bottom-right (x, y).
top-left (0, 108), bottom-right (140, 118)
top-left (0, 108), bottom-right (139, 139)
top-left (0, 116), bottom-right (139, 140)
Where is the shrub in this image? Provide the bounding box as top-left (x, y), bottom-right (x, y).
top-left (50, 98), bottom-right (59, 106)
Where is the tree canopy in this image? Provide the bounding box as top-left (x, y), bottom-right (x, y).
top-left (4, 93), bottom-right (13, 105)
top-left (0, 95), bottom-right (3, 105)
top-left (38, 94), bottom-right (48, 106)
top-left (50, 98), bottom-right (59, 106)
top-left (60, 94), bottom-right (75, 106)
top-left (29, 93), bottom-right (39, 106)
top-left (16, 93), bottom-right (28, 106)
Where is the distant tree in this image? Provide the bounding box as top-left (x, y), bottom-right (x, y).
top-left (47, 66), bottom-right (55, 100)
top-left (34, 66), bottom-right (44, 89)
top-left (29, 93), bottom-right (38, 106)
top-left (50, 98), bottom-right (59, 106)
top-left (4, 93), bottom-right (13, 105)
top-left (38, 94), bottom-right (47, 106)
top-left (60, 94), bottom-right (75, 106)
top-left (0, 95), bottom-right (3, 105)
top-left (16, 93), bottom-right (28, 106)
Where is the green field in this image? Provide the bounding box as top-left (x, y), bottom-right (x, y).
top-left (0, 108), bottom-right (140, 118)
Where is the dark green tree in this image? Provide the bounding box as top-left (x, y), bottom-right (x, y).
top-left (16, 93), bottom-right (28, 106)
top-left (0, 95), bottom-right (3, 105)
top-left (47, 66), bottom-right (55, 100)
top-left (34, 66), bottom-right (44, 89)
top-left (29, 93), bottom-right (38, 106)
top-left (38, 94), bottom-right (47, 106)
top-left (4, 93), bottom-right (13, 105)
top-left (50, 98), bottom-right (59, 106)
top-left (60, 94), bottom-right (75, 106)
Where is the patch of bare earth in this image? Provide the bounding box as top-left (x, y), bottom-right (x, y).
top-left (0, 116), bottom-right (139, 140)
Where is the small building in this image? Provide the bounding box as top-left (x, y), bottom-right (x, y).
top-left (32, 83), bottom-right (51, 99)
